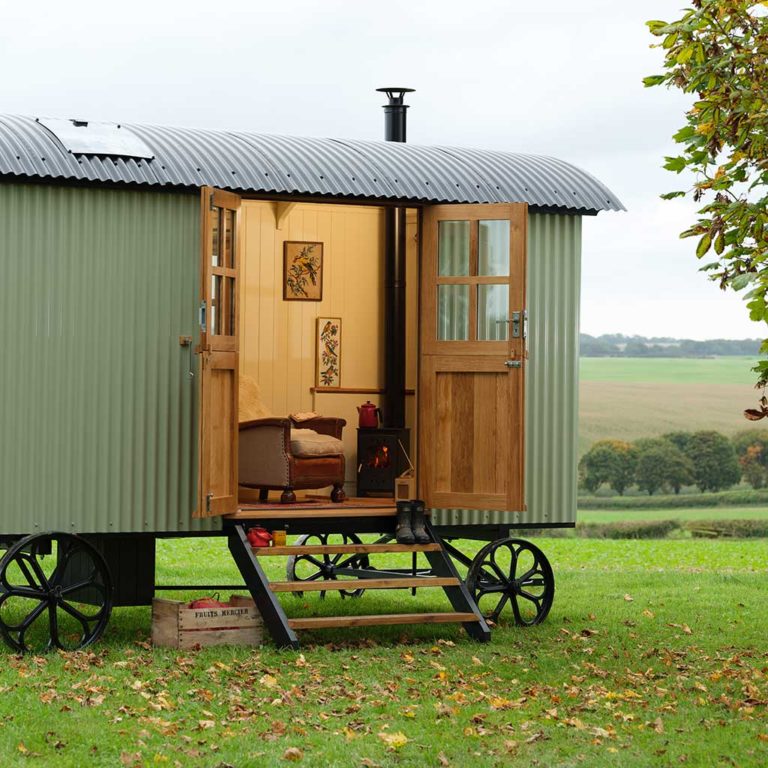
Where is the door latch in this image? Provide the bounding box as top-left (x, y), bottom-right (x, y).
top-left (199, 300), bottom-right (207, 333)
top-left (505, 359), bottom-right (522, 369)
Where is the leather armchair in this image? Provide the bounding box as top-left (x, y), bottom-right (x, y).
top-left (239, 416), bottom-right (347, 504)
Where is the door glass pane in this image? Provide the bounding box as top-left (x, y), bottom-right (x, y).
top-left (211, 207), bottom-right (221, 267)
top-left (438, 221), bottom-right (470, 276)
top-left (225, 277), bottom-right (236, 336)
top-left (437, 285), bottom-right (469, 340)
top-left (223, 209), bottom-right (234, 268)
top-left (211, 275), bottom-right (222, 336)
top-left (478, 220), bottom-right (510, 276)
top-left (478, 284), bottom-right (509, 341)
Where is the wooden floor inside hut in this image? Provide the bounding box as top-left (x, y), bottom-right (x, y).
top-left (228, 491), bottom-right (397, 520)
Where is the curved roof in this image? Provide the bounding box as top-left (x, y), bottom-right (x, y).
top-left (0, 114), bottom-right (623, 214)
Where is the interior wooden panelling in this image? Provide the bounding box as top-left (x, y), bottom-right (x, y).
top-left (239, 202), bottom-right (419, 492)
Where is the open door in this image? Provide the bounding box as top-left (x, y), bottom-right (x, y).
top-left (195, 187), bottom-right (241, 518)
top-left (418, 203), bottom-right (527, 512)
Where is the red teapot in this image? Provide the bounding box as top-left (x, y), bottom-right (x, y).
top-left (357, 401), bottom-right (381, 428)
top-left (246, 526), bottom-right (273, 548)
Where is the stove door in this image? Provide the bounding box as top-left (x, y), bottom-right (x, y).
top-left (418, 203), bottom-right (527, 512)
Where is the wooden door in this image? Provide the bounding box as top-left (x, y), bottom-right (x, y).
top-left (195, 187), bottom-right (241, 518)
top-left (419, 203), bottom-right (527, 512)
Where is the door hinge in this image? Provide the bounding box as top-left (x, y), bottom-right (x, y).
top-left (209, 192), bottom-right (216, 211)
top-left (206, 493), bottom-right (213, 513)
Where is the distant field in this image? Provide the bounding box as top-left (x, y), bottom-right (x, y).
top-left (578, 356), bottom-right (758, 457)
top-left (580, 355), bottom-right (757, 385)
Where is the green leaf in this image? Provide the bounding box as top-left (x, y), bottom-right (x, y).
top-left (661, 191), bottom-right (687, 200)
top-left (696, 233), bottom-right (712, 258)
top-left (643, 75), bottom-right (666, 88)
top-left (664, 156), bottom-right (687, 173)
top-left (646, 20), bottom-right (669, 33)
top-left (714, 231), bottom-right (725, 254)
top-left (677, 46), bottom-right (694, 64)
top-left (662, 32), bottom-right (678, 49)
top-left (672, 125), bottom-right (696, 142)
top-left (731, 273), bottom-right (751, 291)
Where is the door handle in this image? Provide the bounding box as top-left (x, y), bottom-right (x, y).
top-left (511, 311), bottom-right (521, 338)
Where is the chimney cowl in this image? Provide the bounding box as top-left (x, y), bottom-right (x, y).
top-left (375, 87), bottom-right (414, 143)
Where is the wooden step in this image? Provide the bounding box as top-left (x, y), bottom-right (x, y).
top-left (252, 543), bottom-right (441, 556)
top-left (288, 612), bottom-right (480, 630)
top-left (270, 577), bottom-right (459, 593)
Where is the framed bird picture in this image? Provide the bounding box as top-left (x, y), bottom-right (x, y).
top-left (283, 241), bottom-right (323, 301)
top-left (316, 317), bottom-right (342, 389)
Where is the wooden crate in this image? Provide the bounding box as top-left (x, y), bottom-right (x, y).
top-left (151, 597), bottom-right (263, 649)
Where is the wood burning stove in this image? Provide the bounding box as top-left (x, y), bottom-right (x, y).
top-left (356, 427), bottom-right (411, 497)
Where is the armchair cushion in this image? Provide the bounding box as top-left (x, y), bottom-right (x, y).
top-left (290, 428), bottom-right (344, 458)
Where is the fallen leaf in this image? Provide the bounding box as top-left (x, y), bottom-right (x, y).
top-left (260, 674), bottom-right (278, 688)
top-left (624, 594), bottom-right (634, 602)
top-left (471, 656), bottom-right (483, 666)
top-left (283, 747), bottom-right (303, 762)
top-left (438, 752), bottom-right (450, 766)
top-left (197, 720), bottom-right (215, 730)
top-left (642, 609), bottom-right (655, 619)
top-left (378, 731), bottom-right (408, 750)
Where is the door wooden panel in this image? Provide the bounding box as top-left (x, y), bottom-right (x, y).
top-left (419, 204), bottom-right (527, 512)
top-left (195, 187), bottom-right (241, 518)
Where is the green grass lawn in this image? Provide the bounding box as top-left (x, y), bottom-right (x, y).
top-left (0, 536), bottom-right (766, 767)
top-left (578, 357), bottom-right (758, 457)
top-left (578, 505), bottom-right (768, 523)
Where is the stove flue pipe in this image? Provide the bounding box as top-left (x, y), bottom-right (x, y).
top-left (377, 87), bottom-right (414, 429)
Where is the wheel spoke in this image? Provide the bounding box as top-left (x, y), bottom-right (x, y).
top-left (15, 555), bottom-right (45, 591)
top-left (26, 553), bottom-right (52, 592)
top-left (296, 554), bottom-right (325, 570)
top-left (0, 585), bottom-right (47, 601)
top-left (4, 597), bottom-right (49, 634)
top-left (484, 591), bottom-right (508, 623)
top-left (48, 601), bottom-right (62, 650)
top-left (59, 598), bottom-right (102, 626)
top-left (61, 576), bottom-right (105, 598)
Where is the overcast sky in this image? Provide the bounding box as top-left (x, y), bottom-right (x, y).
top-left (0, 0), bottom-right (760, 340)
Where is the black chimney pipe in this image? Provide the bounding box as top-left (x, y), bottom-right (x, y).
top-left (377, 87), bottom-right (414, 429)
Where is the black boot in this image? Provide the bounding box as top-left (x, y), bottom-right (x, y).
top-left (395, 502), bottom-right (415, 544)
top-left (411, 501), bottom-right (431, 544)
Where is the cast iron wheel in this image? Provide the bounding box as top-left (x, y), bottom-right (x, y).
top-left (0, 533), bottom-right (113, 653)
top-left (286, 533), bottom-right (371, 599)
top-left (466, 538), bottom-right (554, 626)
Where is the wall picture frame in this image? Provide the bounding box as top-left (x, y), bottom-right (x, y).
top-left (316, 317), bottom-right (342, 389)
top-left (283, 241), bottom-right (323, 301)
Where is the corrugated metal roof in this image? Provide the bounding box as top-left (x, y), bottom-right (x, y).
top-left (0, 114), bottom-right (624, 213)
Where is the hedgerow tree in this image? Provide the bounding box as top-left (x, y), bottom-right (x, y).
top-left (579, 440), bottom-right (638, 495)
top-left (634, 437), bottom-right (695, 494)
top-left (684, 430), bottom-right (742, 491)
top-left (732, 428), bottom-right (768, 486)
top-left (645, 2), bottom-right (768, 418)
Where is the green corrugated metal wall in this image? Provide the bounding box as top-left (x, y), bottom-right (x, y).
top-left (431, 212), bottom-right (581, 529)
top-left (0, 183), bottom-right (215, 534)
